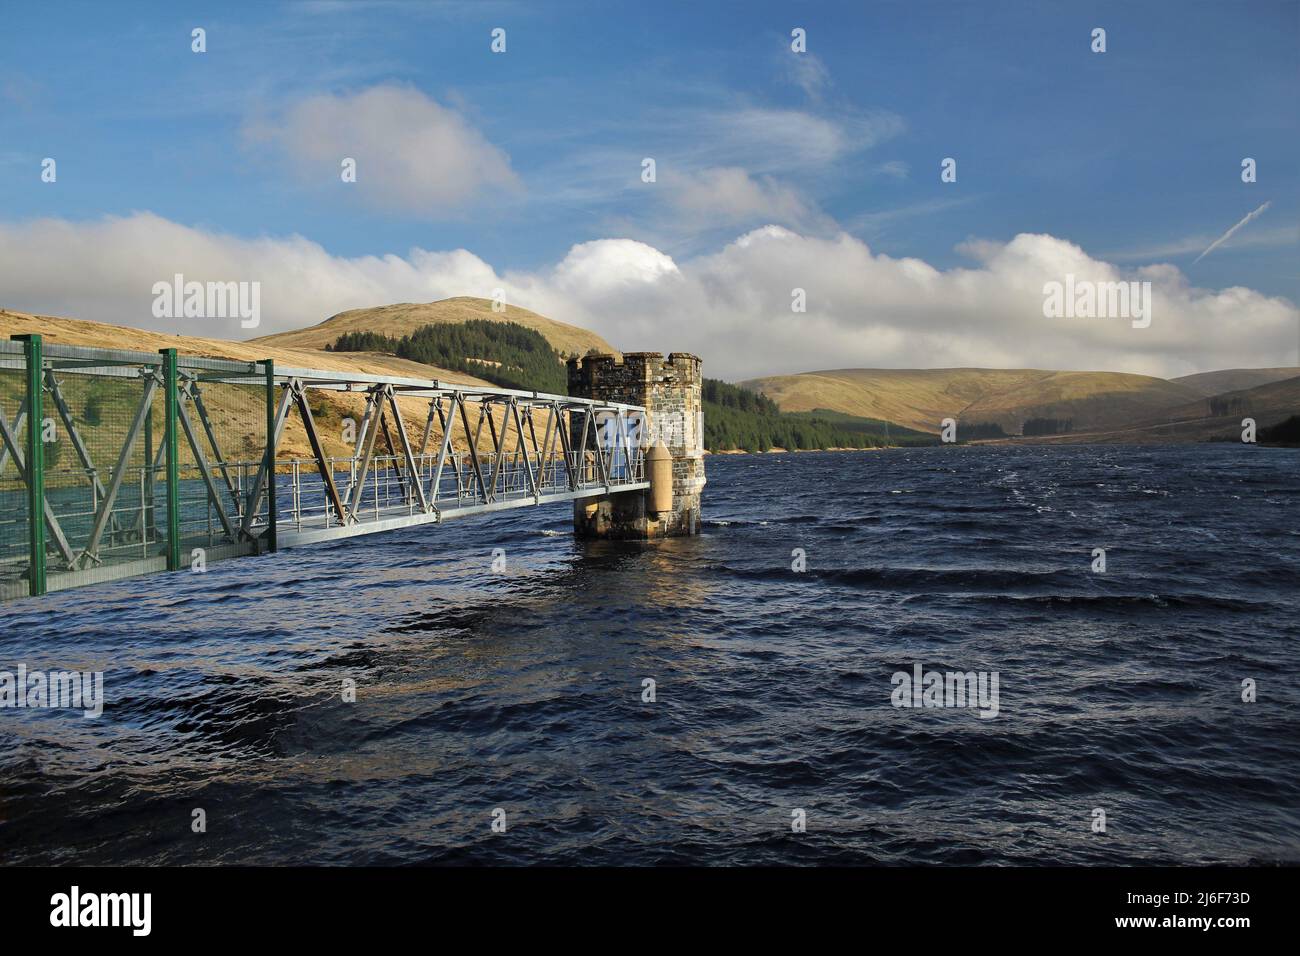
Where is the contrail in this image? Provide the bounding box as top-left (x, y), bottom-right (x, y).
top-left (1193, 201), bottom-right (1271, 263)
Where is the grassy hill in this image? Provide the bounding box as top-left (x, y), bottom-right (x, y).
top-left (0, 307), bottom-right (490, 386)
top-left (0, 307), bottom-right (496, 463)
top-left (783, 408), bottom-right (938, 445)
top-left (703, 379), bottom-right (938, 451)
top-left (993, 373), bottom-right (1300, 443)
top-left (1170, 367), bottom-right (1300, 397)
top-left (252, 296), bottom-right (613, 358)
top-left (739, 367), bottom-right (1199, 435)
top-left (8, 302), bottom-right (1297, 450)
top-left (2, 300), bottom-right (605, 464)
top-left (328, 319), bottom-right (569, 393)
top-left (1157, 373), bottom-right (1300, 425)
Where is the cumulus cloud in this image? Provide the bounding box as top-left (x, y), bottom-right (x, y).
top-left (243, 84), bottom-right (520, 215)
top-left (550, 239), bottom-right (681, 297)
top-left (2, 212), bottom-right (1296, 381)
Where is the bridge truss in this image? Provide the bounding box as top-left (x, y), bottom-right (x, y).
top-left (0, 337), bottom-right (647, 600)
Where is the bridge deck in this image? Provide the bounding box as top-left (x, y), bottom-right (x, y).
top-left (0, 339), bottom-right (650, 600)
top-left (275, 477), bottom-right (649, 548)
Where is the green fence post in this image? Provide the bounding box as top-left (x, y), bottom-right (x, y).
top-left (160, 348), bottom-right (181, 571)
top-left (264, 359), bottom-right (277, 553)
top-left (11, 334), bottom-right (45, 596)
top-left (143, 400), bottom-right (154, 541)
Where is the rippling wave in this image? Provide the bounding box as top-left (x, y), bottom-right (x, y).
top-left (1, 445), bottom-right (1297, 865)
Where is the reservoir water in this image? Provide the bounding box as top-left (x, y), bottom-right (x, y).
top-left (1, 445), bottom-right (1297, 865)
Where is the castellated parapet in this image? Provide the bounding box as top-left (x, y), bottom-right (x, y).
top-left (567, 351), bottom-right (706, 538)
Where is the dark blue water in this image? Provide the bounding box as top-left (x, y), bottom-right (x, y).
top-left (2, 445), bottom-right (1297, 865)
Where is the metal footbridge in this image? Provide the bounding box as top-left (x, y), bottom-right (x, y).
top-left (0, 336), bottom-right (648, 600)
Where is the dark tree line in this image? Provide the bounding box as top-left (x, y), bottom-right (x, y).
top-left (960, 421), bottom-right (1008, 440)
top-left (1022, 417), bottom-right (1073, 436)
top-left (703, 402), bottom-right (888, 452)
top-left (702, 378), bottom-right (781, 416)
top-left (700, 378), bottom-right (926, 452)
top-left (1258, 415), bottom-right (1300, 445)
top-left (328, 331), bottom-right (399, 353)
top-left (329, 320), bottom-right (568, 393)
top-left (1209, 395), bottom-right (1250, 416)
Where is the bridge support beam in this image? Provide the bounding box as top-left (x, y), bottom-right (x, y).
top-left (567, 352), bottom-right (705, 539)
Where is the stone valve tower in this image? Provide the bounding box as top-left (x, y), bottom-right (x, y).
top-left (566, 352), bottom-right (706, 539)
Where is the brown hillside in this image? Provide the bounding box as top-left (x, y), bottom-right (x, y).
top-left (0, 308), bottom-right (506, 463)
top-left (0, 308), bottom-right (493, 386)
top-left (251, 296), bottom-right (614, 357)
top-left (1010, 375), bottom-right (1300, 443)
top-left (740, 367), bottom-right (1199, 434)
top-left (961, 370), bottom-right (1196, 432)
top-left (1169, 367), bottom-right (1300, 398)
top-left (1152, 373), bottom-right (1300, 433)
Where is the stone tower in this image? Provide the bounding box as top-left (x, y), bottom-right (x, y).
top-left (567, 351), bottom-right (705, 538)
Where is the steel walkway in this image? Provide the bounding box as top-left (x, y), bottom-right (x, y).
top-left (0, 338), bottom-right (647, 600)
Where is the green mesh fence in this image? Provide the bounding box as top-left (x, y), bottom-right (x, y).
top-left (0, 340), bottom-right (274, 601)
top-left (173, 355), bottom-right (270, 569)
top-left (0, 340), bottom-right (32, 599)
top-left (38, 344), bottom-right (171, 587)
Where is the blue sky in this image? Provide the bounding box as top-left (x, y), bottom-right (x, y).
top-left (1, 0), bottom-right (1297, 378)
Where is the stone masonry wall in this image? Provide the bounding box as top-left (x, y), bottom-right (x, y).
top-left (567, 351), bottom-right (705, 538)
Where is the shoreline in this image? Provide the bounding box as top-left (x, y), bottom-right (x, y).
top-left (706, 445), bottom-right (893, 455)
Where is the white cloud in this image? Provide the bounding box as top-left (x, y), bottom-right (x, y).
top-left (515, 101), bottom-right (903, 253)
top-left (243, 84), bottom-right (520, 215)
top-left (782, 52), bottom-right (831, 100)
top-left (702, 108), bottom-right (903, 173)
top-left (667, 167), bottom-right (828, 232)
top-left (2, 213), bottom-right (1296, 381)
top-left (550, 239), bottom-right (681, 297)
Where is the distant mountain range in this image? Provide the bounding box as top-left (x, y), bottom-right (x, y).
top-left (5, 297), bottom-right (1297, 445)
top-left (740, 367), bottom-right (1300, 443)
top-left (1169, 367), bottom-right (1300, 397)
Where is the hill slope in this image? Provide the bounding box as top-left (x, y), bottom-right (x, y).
top-left (252, 296), bottom-right (613, 357)
top-left (740, 367), bottom-right (1200, 435)
top-left (1012, 374), bottom-right (1300, 443)
top-left (0, 308), bottom-right (497, 462)
top-left (1169, 367), bottom-right (1300, 397)
top-left (0, 308), bottom-right (495, 383)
